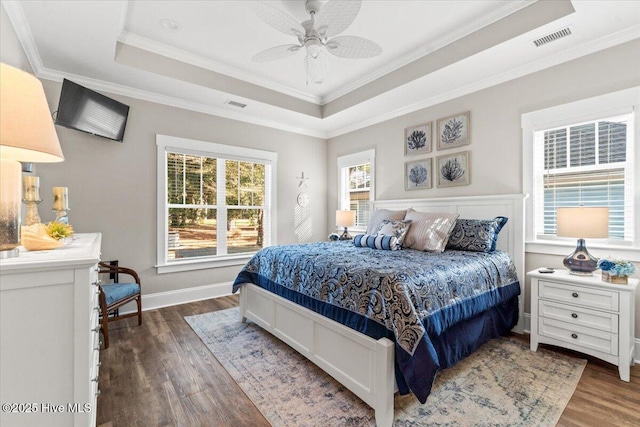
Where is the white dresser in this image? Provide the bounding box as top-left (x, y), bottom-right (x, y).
top-left (0, 233), bottom-right (102, 427)
top-left (528, 269), bottom-right (637, 381)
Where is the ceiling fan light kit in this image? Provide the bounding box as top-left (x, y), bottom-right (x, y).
top-left (251, 0), bottom-right (382, 84)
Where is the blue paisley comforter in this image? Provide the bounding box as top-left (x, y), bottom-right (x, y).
top-left (232, 241), bottom-right (520, 403)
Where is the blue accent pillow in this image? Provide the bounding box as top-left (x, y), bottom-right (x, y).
top-left (353, 234), bottom-right (399, 250)
top-left (446, 217), bottom-right (508, 252)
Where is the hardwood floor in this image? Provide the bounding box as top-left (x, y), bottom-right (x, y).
top-left (97, 296), bottom-right (640, 426)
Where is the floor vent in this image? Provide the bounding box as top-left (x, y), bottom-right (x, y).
top-left (533, 27), bottom-right (572, 47)
top-left (225, 100), bottom-right (247, 109)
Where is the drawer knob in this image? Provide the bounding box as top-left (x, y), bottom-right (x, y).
top-left (571, 333), bottom-right (578, 339)
top-left (571, 313), bottom-right (578, 319)
top-left (571, 292), bottom-right (579, 298)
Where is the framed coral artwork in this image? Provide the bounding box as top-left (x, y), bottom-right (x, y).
top-left (404, 122), bottom-right (432, 155)
top-left (405, 158), bottom-right (432, 190)
top-left (436, 151), bottom-right (470, 187)
top-left (437, 111), bottom-right (470, 150)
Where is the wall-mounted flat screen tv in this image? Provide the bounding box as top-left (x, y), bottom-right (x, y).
top-left (55, 79), bottom-right (129, 142)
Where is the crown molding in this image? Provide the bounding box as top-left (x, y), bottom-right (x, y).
top-left (117, 31), bottom-right (323, 105)
top-left (326, 26), bottom-right (640, 139)
top-left (320, 0), bottom-right (535, 105)
top-left (2, 0), bottom-right (44, 74)
top-left (35, 66), bottom-right (328, 139)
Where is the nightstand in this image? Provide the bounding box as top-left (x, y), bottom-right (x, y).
top-left (528, 269), bottom-right (637, 381)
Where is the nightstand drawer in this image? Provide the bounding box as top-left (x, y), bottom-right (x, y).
top-left (538, 317), bottom-right (618, 356)
top-left (539, 300), bottom-right (618, 333)
top-left (539, 281), bottom-right (619, 312)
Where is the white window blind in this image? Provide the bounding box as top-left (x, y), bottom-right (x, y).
top-left (533, 113), bottom-right (634, 242)
top-left (338, 150), bottom-right (375, 230)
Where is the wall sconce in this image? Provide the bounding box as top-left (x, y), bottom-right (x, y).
top-left (336, 210), bottom-right (356, 241)
top-left (556, 206), bottom-right (609, 275)
top-left (0, 63), bottom-right (64, 258)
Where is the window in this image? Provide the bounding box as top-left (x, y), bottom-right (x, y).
top-left (338, 150), bottom-right (375, 230)
top-left (523, 87), bottom-right (639, 256)
top-left (535, 114), bottom-right (632, 240)
top-left (157, 135), bottom-right (276, 273)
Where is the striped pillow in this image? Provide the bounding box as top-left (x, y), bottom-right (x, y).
top-left (353, 234), bottom-right (399, 250)
top-left (403, 210), bottom-right (459, 252)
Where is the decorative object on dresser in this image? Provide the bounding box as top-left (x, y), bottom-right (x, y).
top-left (598, 258), bottom-right (636, 285)
top-left (336, 209), bottom-right (356, 240)
top-left (0, 63), bottom-right (65, 259)
top-left (556, 206), bottom-right (609, 275)
top-left (22, 175), bottom-right (42, 226)
top-left (97, 261), bottom-right (142, 349)
top-left (53, 186), bottom-right (70, 223)
top-left (0, 233), bottom-right (102, 427)
top-left (528, 269), bottom-right (638, 381)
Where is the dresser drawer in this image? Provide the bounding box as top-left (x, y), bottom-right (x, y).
top-left (539, 281), bottom-right (619, 312)
top-left (538, 317), bottom-right (618, 356)
top-left (539, 300), bottom-right (618, 333)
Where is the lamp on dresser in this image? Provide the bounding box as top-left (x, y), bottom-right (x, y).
top-left (556, 206), bottom-right (609, 275)
top-left (0, 63), bottom-right (64, 258)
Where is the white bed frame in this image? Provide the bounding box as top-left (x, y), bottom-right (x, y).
top-left (238, 194), bottom-right (527, 426)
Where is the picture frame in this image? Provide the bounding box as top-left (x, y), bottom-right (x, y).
top-left (405, 158), bottom-right (432, 190)
top-left (436, 151), bottom-right (470, 187)
top-left (404, 122), bottom-right (432, 155)
top-left (437, 111), bottom-right (470, 150)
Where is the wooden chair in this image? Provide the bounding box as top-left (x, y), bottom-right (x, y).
top-left (97, 261), bottom-right (142, 349)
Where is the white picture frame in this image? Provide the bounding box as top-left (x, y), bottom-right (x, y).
top-left (405, 158), bottom-right (432, 190)
top-left (437, 111), bottom-right (470, 151)
top-left (436, 151), bottom-right (470, 187)
top-left (404, 122), bottom-right (432, 155)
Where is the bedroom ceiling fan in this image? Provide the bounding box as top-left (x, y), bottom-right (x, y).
top-left (250, 0), bottom-right (382, 84)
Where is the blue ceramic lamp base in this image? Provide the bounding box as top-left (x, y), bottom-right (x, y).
top-left (563, 238), bottom-right (598, 276)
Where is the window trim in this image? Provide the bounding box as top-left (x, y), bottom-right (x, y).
top-left (337, 149), bottom-right (375, 232)
top-left (522, 87), bottom-right (640, 261)
top-left (156, 134), bottom-right (277, 273)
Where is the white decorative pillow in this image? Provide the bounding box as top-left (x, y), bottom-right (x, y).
top-left (402, 209), bottom-right (459, 252)
top-left (376, 219), bottom-right (412, 249)
top-left (366, 209), bottom-right (406, 235)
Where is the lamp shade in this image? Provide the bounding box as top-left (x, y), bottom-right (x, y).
top-left (0, 63), bottom-right (64, 162)
top-left (556, 207), bottom-right (609, 239)
top-left (335, 210), bottom-right (356, 227)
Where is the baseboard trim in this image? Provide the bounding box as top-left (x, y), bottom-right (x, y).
top-left (118, 281), bottom-right (234, 314)
top-left (524, 313), bottom-right (640, 364)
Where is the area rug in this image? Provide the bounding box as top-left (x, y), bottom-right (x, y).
top-left (185, 308), bottom-right (586, 426)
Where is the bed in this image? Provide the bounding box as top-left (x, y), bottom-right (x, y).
top-left (232, 194), bottom-right (526, 426)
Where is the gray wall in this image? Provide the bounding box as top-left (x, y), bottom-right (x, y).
top-left (34, 81), bottom-right (327, 295)
top-left (327, 39), bottom-right (640, 334)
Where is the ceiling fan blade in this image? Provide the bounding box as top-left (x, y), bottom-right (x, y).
top-left (304, 51), bottom-right (328, 84)
top-left (315, 0), bottom-right (362, 38)
top-left (252, 44), bottom-right (301, 62)
top-left (250, 1), bottom-right (304, 38)
top-left (325, 35), bottom-right (382, 59)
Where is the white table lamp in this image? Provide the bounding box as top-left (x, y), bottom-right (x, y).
top-left (0, 63), bottom-right (64, 258)
top-left (336, 210), bottom-right (356, 241)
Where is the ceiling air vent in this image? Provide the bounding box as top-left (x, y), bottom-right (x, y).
top-left (224, 100), bottom-right (247, 109)
top-left (533, 27), bottom-right (572, 47)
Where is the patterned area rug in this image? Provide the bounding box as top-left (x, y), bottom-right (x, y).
top-left (185, 307), bottom-right (586, 426)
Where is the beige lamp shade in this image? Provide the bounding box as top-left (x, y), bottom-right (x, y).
top-left (0, 63), bottom-right (64, 162)
top-left (556, 207), bottom-right (609, 239)
top-left (336, 210), bottom-right (356, 227)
